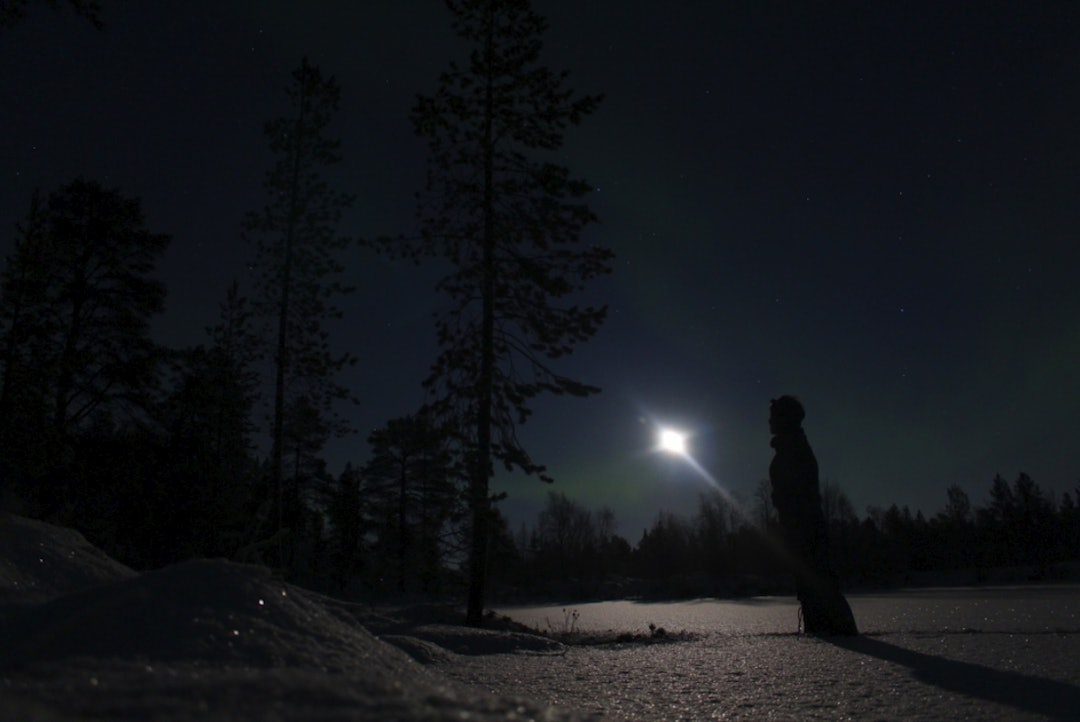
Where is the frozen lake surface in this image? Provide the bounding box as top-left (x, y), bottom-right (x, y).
top-left (498, 585), bottom-right (1080, 637)
top-left (448, 587), bottom-right (1080, 720)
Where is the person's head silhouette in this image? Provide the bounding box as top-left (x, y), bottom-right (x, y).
top-left (769, 395), bottom-right (805, 435)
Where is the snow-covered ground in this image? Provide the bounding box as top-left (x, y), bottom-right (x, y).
top-left (3, 512), bottom-right (1079, 720)
top-left (485, 589), bottom-right (1080, 720)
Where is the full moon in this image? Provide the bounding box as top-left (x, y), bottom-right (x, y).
top-left (659, 428), bottom-right (687, 455)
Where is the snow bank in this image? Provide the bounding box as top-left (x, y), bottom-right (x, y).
top-left (0, 512), bottom-right (136, 603)
top-left (3, 558), bottom-right (410, 668)
top-left (0, 514), bottom-right (580, 721)
top-left (11, 513), bottom-right (1075, 720)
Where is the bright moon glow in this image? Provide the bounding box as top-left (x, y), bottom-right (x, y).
top-left (652, 422), bottom-right (757, 532)
top-left (659, 428), bottom-right (687, 455)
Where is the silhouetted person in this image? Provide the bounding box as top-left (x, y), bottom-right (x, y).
top-left (769, 395), bottom-right (858, 635)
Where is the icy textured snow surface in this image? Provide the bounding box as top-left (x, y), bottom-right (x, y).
top-left (2, 513), bottom-right (1079, 720)
top-left (463, 591), bottom-right (1080, 720)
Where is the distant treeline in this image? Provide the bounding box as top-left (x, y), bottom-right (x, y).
top-left (490, 473), bottom-right (1080, 600)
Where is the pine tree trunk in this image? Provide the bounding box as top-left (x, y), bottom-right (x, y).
top-left (271, 81), bottom-right (309, 569)
top-left (397, 459), bottom-right (408, 594)
top-left (272, 261), bottom-right (289, 563)
top-left (466, 6), bottom-right (498, 626)
top-left (53, 264), bottom-right (87, 444)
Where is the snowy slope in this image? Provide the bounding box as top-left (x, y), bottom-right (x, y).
top-left (0, 512), bottom-right (136, 603)
top-left (0, 513), bottom-right (577, 721)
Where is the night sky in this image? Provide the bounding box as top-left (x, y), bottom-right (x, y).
top-left (3, 1), bottom-right (1078, 540)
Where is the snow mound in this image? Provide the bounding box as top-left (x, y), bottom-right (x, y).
top-left (395, 624), bottom-right (566, 656)
top-left (0, 515), bottom-right (584, 721)
top-left (2, 559), bottom-right (416, 670)
top-left (0, 512), bottom-right (136, 603)
top-left (358, 604), bottom-right (566, 660)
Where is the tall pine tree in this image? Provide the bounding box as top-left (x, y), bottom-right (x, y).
top-left (0, 191), bottom-right (53, 498)
top-left (244, 57), bottom-right (356, 567)
top-left (0, 179), bottom-right (168, 514)
top-left (384, 0), bottom-right (612, 623)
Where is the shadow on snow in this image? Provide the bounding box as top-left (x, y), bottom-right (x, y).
top-left (831, 632), bottom-right (1080, 719)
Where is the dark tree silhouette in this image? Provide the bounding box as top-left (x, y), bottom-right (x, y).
top-left (980, 474), bottom-right (1017, 567)
top-left (380, 0), bottom-right (612, 625)
top-left (0, 191), bottom-right (52, 496)
top-left (980, 472), bottom-right (1056, 569)
top-left (279, 394), bottom-right (336, 571)
top-left (694, 491), bottom-right (736, 578)
top-left (933, 484), bottom-right (975, 571)
top-left (244, 57), bottom-right (355, 567)
top-left (940, 484), bottom-right (973, 525)
top-left (484, 506), bottom-right (522, 596)
top-left (535, 491), bottom-right (597, 580)
top-left (362, 414), bottom-right (459, 593)
top-left (750, 478), bottom-right (778, 530)
top-left (1060, 487), bottom-right (1080, 561)
top-left (635, 511), bottom-right (694, 580)
top-left (0, 0), bottom-right (102, 29)
top-left (325, 462), bottom-right (365, 590)
top-left (0, 179), bottom-right (168, 514)
top-left (162, 281), bottom-right (260, 558)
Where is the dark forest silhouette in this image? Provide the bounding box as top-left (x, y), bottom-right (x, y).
top-left (499, 474), bottom-right (1080, 601)
top-left (0, 0), bottom-right (102, 29)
